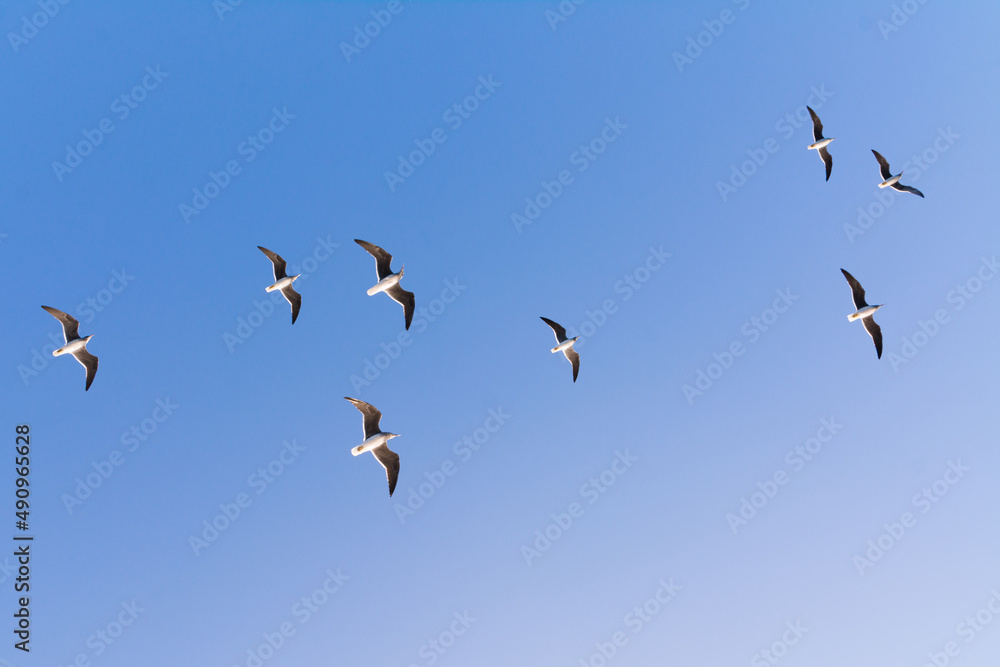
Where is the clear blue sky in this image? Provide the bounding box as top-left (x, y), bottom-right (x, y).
top-left (3, 1), bottom-right (999, 665)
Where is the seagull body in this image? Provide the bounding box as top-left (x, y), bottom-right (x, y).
top-left (258, 246), bottom-right (302, 324)
top-left (42, 306), bottom-right (99, 390)
top-left (344, 397), bottom-right (401, 497)
top-left (806, 106), bottom-right (834, 181)
top-left (872, 150), bottom-right (924, 197)
top-left (841, 269), bottom-right (883, 359)
top-left (355, 239), bottom-right (414, 330)
top-left (540, 317), bottom-right (580, 382)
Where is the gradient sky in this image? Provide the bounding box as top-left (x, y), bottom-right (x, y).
top-left (2, 1), bottom-right (999, 666)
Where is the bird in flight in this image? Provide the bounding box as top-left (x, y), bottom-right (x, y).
top-left (806, 106), bottom-right (834, 181)
top-left (872, 150), bottom-right (924, 197)
top-left (258, 246), bottom-right (302, 324)
top-left (540, 317), bottom-right (580, 382)
top-left (841, 269), bottom-right (884, 359)
top-left (41, 305), bottom-right (99, 390)
top-left (355, 240), bottom-right (415, 330)
top-left (344, 397), bottom-right (401, 497)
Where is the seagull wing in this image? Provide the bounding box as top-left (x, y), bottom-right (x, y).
top-left (563, 346), bottom-right (580, 382)
top-left (807, 106), bottom-right (824, 142)
top-left (385, 285), bottom-right (414, 330)
top-left (840, 269), bottom-right (869, 310)
top-left (371, 444), bottom-right (400, 497)
top-left (345, 397), bottom-right (383, 440)
top-left (355, 239), bottom-right (394, 281)
top-left (72, 349), bottom-right (99, 391)
top-left (863, 317), bottom-right (883, 359)
top-left (872, 150), bottom-right (893, 181)
top-left (818, 146), bottom-right (833, 181)
top-left (258, 246), bottom-right (288, 281)
top-left (892, 182), bottom-right (925, 198)
top-left (540, 317), bottom-right (568, 344)
top-left (41, 305), bottom-right (80, 343)
top-left (280, 286), bottom-right (301, 324)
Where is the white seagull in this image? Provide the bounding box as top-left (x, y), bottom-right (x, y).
top-left (345, 397), bottom-right (401, 497)
top-left (872, 150), bottom-right (924, 198)
top-left (355, 240), bottom-right (414, 330)
top-left (841, 269), bottom-right (883, 359)
top-left (258, 246), bottom-right (302, 324)
top-left (806, 106), bottom-right (834, 181)
top-left (42, 306), bottom-right (99, 390)
top-left (540, 317), bottom-right (580, 382)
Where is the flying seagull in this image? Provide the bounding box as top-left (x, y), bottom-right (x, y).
top-left (841, 269), bottom-right (883, 359)
top-left (355, 239), bottom-right (414, 330)
top-left (258, 246), bottom-right (301, 324)
top-left (872, 150), bottom-right (924, 197)
top-left (540, 317), bottom-right (580, 382)
top-left (41, 306), bottom-right (98, 390)
top-left (806, 106), bottom-right (834, 181)
top-left (344, 397), bottom-right (401, 497)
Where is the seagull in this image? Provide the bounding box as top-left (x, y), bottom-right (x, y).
top-left (841, 269), bottom-right (883, 359)
top-left (258, 246), bottom-right (301, 324)
top-left (355, 239), bottom-right (414, 330)
top-left (344, 397), bottom-right (401, 497)
top-left (41, 306), bottom-right (98, 390)
top-left (540, 317), bottom-right (580, 382)
top-left (872, 150), bottom-right (924, 197)
top-left (806, 106), bottom-right (834, 181)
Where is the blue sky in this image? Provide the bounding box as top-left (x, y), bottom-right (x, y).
top-left (2, 1), bottom-right (999, 665)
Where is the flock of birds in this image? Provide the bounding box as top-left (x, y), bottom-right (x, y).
top-left (806, 105), bottom-right (925, 359)
top-left (39, 106), bottom-right (923, 495)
